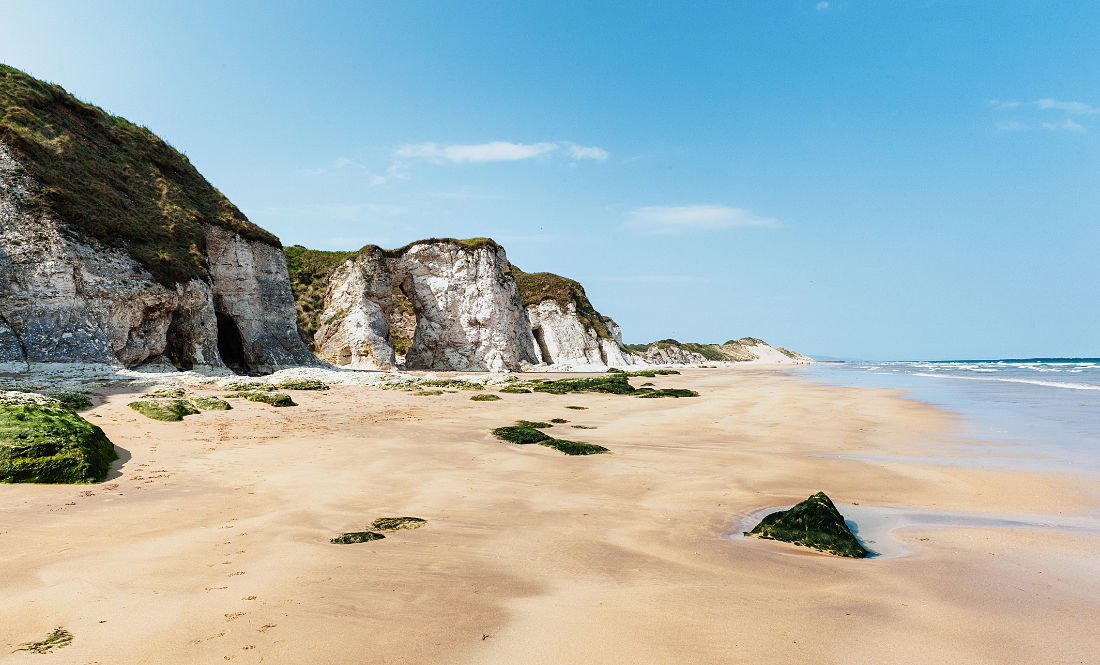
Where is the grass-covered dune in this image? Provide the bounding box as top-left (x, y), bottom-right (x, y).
top-left (0, 393), bottom-right (117, 483)
top-left (0, 64), bottom-right (278, 287)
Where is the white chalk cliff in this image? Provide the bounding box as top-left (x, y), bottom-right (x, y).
top-left (0, 139), bottom-right (317, 373)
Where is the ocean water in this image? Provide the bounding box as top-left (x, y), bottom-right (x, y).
top-left (794, 358), bottom-right (1100, 472)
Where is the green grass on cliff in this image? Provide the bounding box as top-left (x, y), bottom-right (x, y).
top-left (0, 64), bottom-right (278, 287)
top-left (1, 402), bottom-right (117, 483)
top-left (510, 265), bottom-right (612, 339)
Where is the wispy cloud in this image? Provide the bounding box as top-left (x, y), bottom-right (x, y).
top-left (395, 140), bottom-right (609, 164)
top-left (623, 205), bottom-right (780, 234)
top-left (301, 157), bottom-right (402, 186)
top-left (396, 141), bottom-right (559, 163)
top-left (990, 98), bottom-right (1097, 133)
top-left (1042, 118), bottom-right (1084, 132)
top-left (815, 2), bottom-right (829, 10)
top-left (565, 144), bottom-right (609, 161)
top-left (1036, 98), bottom-right (1100, 115)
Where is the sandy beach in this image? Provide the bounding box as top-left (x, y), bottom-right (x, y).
top-left (2, 367), bottom-right (1098, 664)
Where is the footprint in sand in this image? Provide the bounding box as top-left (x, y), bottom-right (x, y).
top-left (224, 612), bottom-right (245, 622)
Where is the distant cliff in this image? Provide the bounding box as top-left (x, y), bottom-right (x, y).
top-left (0, 64), bottom-right (316, 372)
top-left (625, 338), bottom-right (812, 365)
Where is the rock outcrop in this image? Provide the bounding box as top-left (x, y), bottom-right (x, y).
top-left (512, 266), bottom-right (637, 369)
top-left (304, 239), bottom-right (538, 372)
top-left (746, 491), bottom-right (869, 558)
top-left (312, 248), bottom-right (396, 369)
top-left (0, 65), bottom-right (317, 373)
top-left (626, 337), bottom-right (812, 365)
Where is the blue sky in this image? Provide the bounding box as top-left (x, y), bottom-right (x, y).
top-left (2, 1), bottom-right (1097, 359)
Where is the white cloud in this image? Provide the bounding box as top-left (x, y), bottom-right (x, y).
top-left (623, 205), bottom-right (780, 234)
top-left (565, 144), bottom-right (609, 161)
top-left (1036, 98), bottom-right (1099, 115)
top-left (816, 2), bottom-right (829, 10)
top-left (1042, 118), bottom-right (1084, 132)
top-left (395, 141), bottom-right (559, 163)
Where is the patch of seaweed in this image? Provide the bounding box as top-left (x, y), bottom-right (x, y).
top-left (128, 399), bottom-right (199, 421)
top-left (371, 516), bottom-right (427, 531)
top-left (331, 531), bottom-right (385, 544)
top-left (491, 425), bottom-right (552, 445)
top-left (13, 627), bottom-right (73, 654)
top-left (470, 393), bottom-right (502, 401)
top-left (538, 439), bottom-right (609, 455)
top-left (226, 392), bottom-right (296, 407)
top-left (273, 379), bottom-right (330, 391)
top-left (1, 402), bottom-right (117, 483)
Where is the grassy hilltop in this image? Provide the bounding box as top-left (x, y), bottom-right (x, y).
top-left (0, 63), bottom-right (277, 286)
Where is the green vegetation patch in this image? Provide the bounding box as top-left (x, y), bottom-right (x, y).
top-left (498, 386), bottom-right (531, 394)
top-left (415, 390), bottom-right (445, 396)
top-left (0, 64), bottom-right (278, 287)
top-left (371, 516), bottom-right (427, 531)
top-left (226, 392), bottom-right (296, 407)
top-left (538, 439), bottom-right (609, 456)
top-left (511, 265), bottom-right (613, 338)
top-left (48, 391), bottom-right (92, 411)
top-left (13, 627), bottom-right (73, 654)
top-left (549, 418), bottom-right (568, 424)
top-left (532, 375), bottom-right (635, 395)
top-left (386, 237), bottom-right (501, 255)
top-left (565, 406), bottom-right (587, 410)
top-left (189, 396), bottom-right (231, 411)
top-left (516, 420), bottom-right (553, 429)
top-left (331, 531), bottom-right (385, 544)
top-left (746, 491), bottom-right (869, 558)
top-left (571, 425), bottom-right (597, 430)
top-left (222, 380), bottom-right (275, 392)
top-left (1, 403), bottom-right (117, 483)
top-left (470, 393), bottom-right (502, 401)
top-left (491, 425), bottom-right (552, 445)
top-left (273, 379), bottom-right (330, 391)
top-left (129, 399), bottom-right (199, 421)
top-left (636, 388), bottom-right (700, 398)
top-left (622, 369), bottom-right (681, 377)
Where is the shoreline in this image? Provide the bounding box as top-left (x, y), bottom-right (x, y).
top-left (2, 367), bottom-right (1098, 663)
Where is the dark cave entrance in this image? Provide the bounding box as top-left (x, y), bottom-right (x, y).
top-left (163, 313), bottom-right (194, 371)
top-left (216, 312), bottom-right (249, 374)
top-left (532, 326), bottom-right (552, 365)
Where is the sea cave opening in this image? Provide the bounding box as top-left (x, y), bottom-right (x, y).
top-left (216, 312), bottom-right (249, 374)
top-left (163, 313), bottom-right (194, 371)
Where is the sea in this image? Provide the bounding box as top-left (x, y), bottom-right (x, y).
top-left (794, 358), bottom-right (1100, 473)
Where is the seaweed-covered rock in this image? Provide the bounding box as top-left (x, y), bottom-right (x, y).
top-left (1, 394), bottom-right (117, 483)
top-left (371, 516), bottom-right (427, 531)
top-left (227, 391), bottom-right (296, 407)
top-left (129, 399), bottom-right (200, 421)
top-left (746, 492), bottom-right (868, 558)
top-left (331, 531), bottom-right (385, 544)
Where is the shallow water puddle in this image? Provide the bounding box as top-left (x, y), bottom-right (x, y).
top-left (735, 504), bottom-right (1100, 558)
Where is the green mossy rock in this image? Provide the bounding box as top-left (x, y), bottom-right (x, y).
top-left (227, 392), bottom-right (296, 407)
top-left (491, 425), bottom-right (552, 445)
top-left (498, 386), bottom-right (531, 394)
top-left (470, 393), bottom-right (501, 401)
top-left (189, 396), bottom-right (231, 411)
top-left (532, 375), bottom-right (636, 395)
top-left (273, 379), bottom-right (330, 391)
top-left (549, 418), bottom-right (568, 424)
top-left (331, 531), bottom-right (385, 544)
top-left (747, 492), bottom-right (869, 558)
top-left (129, 399), bottom-right (200, 422)
top-left (1, 402), bottom-right (117, 483)
top-left (371, 516), bottom-right (427, 531)
top-left (538, 439), bottom-right (609, 456)
top-left (636, 388), bottom-right (699, 398)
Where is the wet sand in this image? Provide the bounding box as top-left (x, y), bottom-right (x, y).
top-left (1, 368), bottom-right (1098, 664)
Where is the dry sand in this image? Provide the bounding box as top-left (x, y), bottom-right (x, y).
top-left (1, 368), bottom-right (1098, 664)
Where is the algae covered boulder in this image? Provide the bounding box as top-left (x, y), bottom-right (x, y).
top-left (0, 393), bottom-right (117, 483)
top-left (746, 492), bottom-right (868, 558)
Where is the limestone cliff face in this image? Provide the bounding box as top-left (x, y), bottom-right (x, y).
top-left (0, 139), bottom-right (316, 372)
top-left (391, 241), bottom-right (537, 371)
top-left (525, 300), bottom-right (637, 368)
top-left (312, 240), bottom-right (538, 372)
top-left (641, 344), bottom-right (707, 365)
top-left (205, 226), bottom-right (320, 372)
top-left (313, 248), bottom-right (396, 369)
